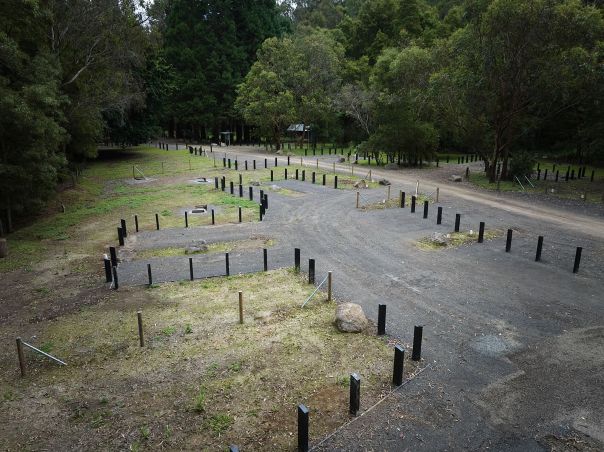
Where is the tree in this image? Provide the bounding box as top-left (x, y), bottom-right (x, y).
top-left (50, 0), bottom-right (149, 163)
top-left (236, 29), bottom-right (343, 148)
top-left (359, 45), bottom-right (438, 165)
top-left (162, 0), bottom-right (288, 140)
top-left (432, 0), bottom-right (604, 181)
top-left (0, 0), bottom-right (67, 230)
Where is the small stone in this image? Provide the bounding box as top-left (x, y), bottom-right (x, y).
top-left (338, 157), bottom-right (346, 163)
top-left (430, 233), bottom-right (448, 246)
top-left (251, 181), bottom-right (261, 186)
top-left (450, 175), bottom-right (463, 182)
top-left (378, 179), bottom-right (391, 186)
top-left (185, 244), bottom-right (208, 254)
top-left (271, 185), bottom-right (281, 191)
top-left (335, 303), bottom-right (368, 333)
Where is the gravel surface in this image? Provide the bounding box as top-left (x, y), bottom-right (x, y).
top-left (114, 148), bottom-right (604, 451)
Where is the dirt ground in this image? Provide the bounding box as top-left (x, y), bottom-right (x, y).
top-left (1, 144), bottom-right (603, 451)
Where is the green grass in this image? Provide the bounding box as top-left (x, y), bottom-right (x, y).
top-left (417, 230), bottom-right (502, 250)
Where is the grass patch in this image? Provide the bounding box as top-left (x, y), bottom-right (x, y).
top-left (0, 269), bottom-right (417, 450)
top-left (417, 230), bottom-right (502, 250)
top-left (361, 194), bottom-right (430, 210)
top-left (134, 238), bottom-right (276, 260)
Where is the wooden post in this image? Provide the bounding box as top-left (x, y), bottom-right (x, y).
top-left (16, 337), bottom-right (26, 377)
top-left (327, 271), bottom-right (332, 301)
top-left (137, 311), bottom-right (144, 347)
top-left (356, 191), bottom-right (360, 209)
top-left (238, 291), bottom-right (244, 324)
top-left (387, 185), bottom-right (391, 201)
top-left (436, 187), bottom-right (440, 203)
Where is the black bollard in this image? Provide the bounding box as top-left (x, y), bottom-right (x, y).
top-left (185, 211), bottom-right (189, 228)
top-left (423, 201), bottom-right (429, 219)
top-left (412, 326), bottom-right (423, 361)
top-left (245, 161), bottom-right (248, 171)
top-left (535, 236), bottom-right (544, 262)
top-left (264, 158), bottom-right (267, 169)
top-left (437, 206), bottom-right (442, 225)
top-left (505, 229), bottom-right (513, 252)
top-left (478, 221), bottom-right (485, 243)
top-left (274, 157), bottom-right (278, 167)
top-left (262, 248), bottom-right (268, 272)
top-left (392, 345), bottom-right (405, 386)
top-left (264, 194), bottom-right (268, 210)
top-left (259, 205), bottom-right (263, 221)
top-left (121, 219), bottom-right (127, 237)
top-left (285, 168), bottom-right (288, 180)
top-left (253, 160), bottom-right (256, 170)
top-left (189, 257), bottom-right (194, 281)
top-left (573, 247), bottom-right (582, 273)
top-left (411, 196), bottom-right (416, 213)
top-left (134, 215), bottom-right (139, 232)
top-left (109, 246), bottom-right (117, 267)
top-left (544, 169), bottom-right (548, 180)
top-left (225, 253), bottom-right (230, 276)
top-left (221, 177), bottom-right (225, 191)
top-left (312, 172), bottom-right (315, 184)
top-left (591, 170), bottom-right (595, 182)
top-left (350, 373), bottom-right (360, 416)
top-left (295, 169), bottom-right (299, 180)
top-left (238, 206), bottom-right (242, 223)
top-left (295, 248), bottom-right (300, 272)
top-left (230, 181), bottom-right (234, 195)
top-left (234, 160), bottom-right (238, 170)
top-left (302, 170), bottom-right (305, 181)
top-left (555, 170), bottom-right (559, 182)
top-left (454, 214), bottom-right (461, 232)
top-left (211, 209), bottom-right (215, 225)
top-left (308, 259), bottom-right (315, 284)
top-left (155, 213), bottom-right (160, 230)
top-left (271, 169), bottom-right (274, 181)
top-left (239, 174), bottom-right (242, 184)
top-left (377, 304), bottom-right (386, 335)
top-left (112, 266), bottom-right (119, 290)
top-left (228, 158), bottom-right (231, 169)
top-left (147, 263), bottom-right (152, 286)
top-left (249, 186), bottom-right (253, 201)
top-left (104, 257), bottom-right (112, 282)
top-left (334, 175), bottom-right (338, 189)
top-left (239, 184), bottom-right (243, 198)
top-left (288, 156), bottom-right (290, 165)
top-left (400, 191), bottom-right (405, 208)
top-left (298, 404), bottom-right (309, 452)
top-left (117, 227), bottom-right (124, 246)
top-left (322, 174), bottom-right (326, 186)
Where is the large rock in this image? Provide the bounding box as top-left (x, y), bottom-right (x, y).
top-left (449, 175), bottom-right (463, 182)
top-left (378, 178), bottom-right (391, 186)
top-left (185, 240), bottom-right (208, 254)
top-left (337, 157), bottom-right (346, 163)
top-left (250, 181), bottom-right (261, 186)
top-left (353, 179), bottom-right (368, 189)
top-left (335, 303), bottom-right (368, 333)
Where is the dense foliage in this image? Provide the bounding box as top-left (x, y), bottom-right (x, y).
top-left (1, 0), bottom-right (603, 228)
